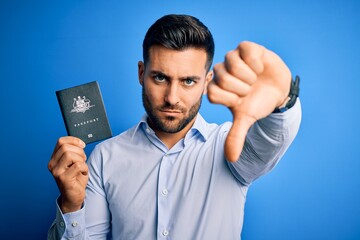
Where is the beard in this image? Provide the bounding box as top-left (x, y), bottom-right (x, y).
top-left (142, 87), bottom-right (202, 134)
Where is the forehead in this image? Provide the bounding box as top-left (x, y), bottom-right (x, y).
top-left (146, 45), bottom-right (208, 76)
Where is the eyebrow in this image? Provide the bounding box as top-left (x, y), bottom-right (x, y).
top-left (150, 71), bottom-right (169, 78)
top-left (150, 70), bottom-right (201, 81)
top-left (179, 76), bottom-right (201, 81)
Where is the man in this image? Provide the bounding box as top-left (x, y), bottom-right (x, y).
top-left (48, 14), bottom-right (301, 239)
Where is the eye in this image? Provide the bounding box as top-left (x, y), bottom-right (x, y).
top-left (183, 78), bottom-right (196, 86)
top-left (154, 74), bottom-right (166, 82)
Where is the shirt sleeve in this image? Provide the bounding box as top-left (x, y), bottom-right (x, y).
top-left (228, 98), bottom-right (302, 186)
top-left (83, 147), bottom-right (112, 238)
top-left (47, 198), bottom-right (87, 240)
top-left (47, 148), bottom-right (111, 240)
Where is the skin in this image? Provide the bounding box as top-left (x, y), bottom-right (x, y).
top-left (138, 45), bottom-right (213, 148)
top-left (208, 41), bottom-right (291, 162)
top-left (48, 136), bottom-right (88, 213)
top-left (48, 41), bottom-right (291, 213)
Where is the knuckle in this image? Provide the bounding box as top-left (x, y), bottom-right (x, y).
top-left (60, 144), bottom-right (72, 154)
top-left (60, 144), bottom-right (72, 152)
top-left (207, 89), bottom-right (219, 104)
top-left (216, 75), bottom-right (230, 88)
top-left (224, 55), bottom-right (238, 74)
top-left (62, 151), bottom-right (76, 161)
top-left (224, 51), bottom-right (234, 62)
top-left (73, 162), bottom-right (83, 169)
top-left (58, 136), bottom-right (77, 147)
top-left (57, 137), bottom-right (66, 145)
top-left (48, 161), bottom-right (54, 171)
top-left (51, 168), bottom-right (61, 179)
top-left (213, 63), bottom-right (222, 73)
top-left (239, 41), bottom-right (255, 49)
top-left (62, 151), bottom-right (72, 158)
top-left (213, 65), bottom-right (227, 85)
top-left (207, 93), bottom-right (215, 103)
top-left (58, 172), bottom-right (67, 182)
top-left (247, 72), bottom-right (257, 83)
top-left (244, 52), bottom-right (258, 65)
top-left (237, 41), bottom-right (248, 51)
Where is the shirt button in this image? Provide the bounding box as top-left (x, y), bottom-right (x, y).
top-left (146, 128), bottom-right (151, 133)
top-left (162, 189), bottom-right (168, 196)
top-left (71, 222), bottom-right (78, 227)
top-left (162, 230), bottom-right (169, 236)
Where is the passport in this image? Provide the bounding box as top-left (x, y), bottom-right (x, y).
top-left (56, 81), bottom-right (112, 144)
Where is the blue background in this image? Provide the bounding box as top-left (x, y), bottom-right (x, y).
top-left (1, 0), bottom-right (359, 239)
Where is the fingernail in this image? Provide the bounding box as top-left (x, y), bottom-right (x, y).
top-left (79, 140), bottom-right (86, 148)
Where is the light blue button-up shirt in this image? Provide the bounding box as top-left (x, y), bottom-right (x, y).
top-left (48, 100), bottom-right (301, 240)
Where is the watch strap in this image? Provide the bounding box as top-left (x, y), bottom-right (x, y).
top-left (273, 75), bottom-right (300, 113)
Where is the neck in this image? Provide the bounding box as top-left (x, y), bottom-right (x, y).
top-left (150, 118), bottom-right (196, 149)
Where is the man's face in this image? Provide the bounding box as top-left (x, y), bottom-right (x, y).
top-left (138, 45), bottom-right (213, 134)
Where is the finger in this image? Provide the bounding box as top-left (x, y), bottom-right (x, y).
top-left (213, 63), bottom-right (251, 97)
top-left (49, 138), bottom-right (86, 171)
top-left (224, 50), bottom-right (257, 85)
top-left (225, 114), bottom-right (256, 162)
top-left (238, 41), bottom-right (265, 75)
top-left (52, 136), bottom-right (86, 157)
top-left (49, 143), bottom-right (86, 171)
top-left (60, 162), bottom-right (89, 194)
top-left (207, 81), bottom-right (243, 108)
top-left (50, 151), bottom-right (87, 178)
top-left (261, 50), bottom-right (292, 104)
top-left (54, 143), bottom-right (87, 163)
top-left (64, 161), bottom-right (89, 180)
top-left (58, 162), bottom-right (88, 183)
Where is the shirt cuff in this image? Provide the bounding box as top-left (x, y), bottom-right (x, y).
top-left (270, 98), bottom-right (301, 118)
top-left (55, 197), bottom-right (86, 239)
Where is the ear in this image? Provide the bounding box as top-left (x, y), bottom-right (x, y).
top-left (138, 61), bottom-right (145, 86)
top-left (203, 70), bottom-right (213, 95)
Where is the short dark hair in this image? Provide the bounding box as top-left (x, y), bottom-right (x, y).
top-left (142, 14), bottom-right (215, 71)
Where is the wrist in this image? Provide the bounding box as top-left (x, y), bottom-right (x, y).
top-left (59, 196), bottom-right (83, 213)
top-left (277, 96), bottom-right (291, 109)
top-left (273, 75), bottom-right (300, 113)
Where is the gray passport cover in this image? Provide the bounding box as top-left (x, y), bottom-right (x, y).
top-left (56, 81), bottom-right (112, 144)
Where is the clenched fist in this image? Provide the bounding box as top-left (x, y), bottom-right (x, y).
top-left (207, 41), bottom-right (292, 162)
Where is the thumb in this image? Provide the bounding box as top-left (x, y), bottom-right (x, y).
top-left (225, 114), bottom-right (256, 162)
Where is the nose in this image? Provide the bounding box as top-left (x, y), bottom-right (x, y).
top-left (164, 83), bottom-right (180, 105)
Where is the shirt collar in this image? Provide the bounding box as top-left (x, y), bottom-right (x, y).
top-left (133, 113), bottom-right (209, 142)
top-left (187, 113), bottom-right (209, 141)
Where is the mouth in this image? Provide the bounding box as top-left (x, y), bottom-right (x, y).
top-left (159, 108), bottom-right (183, 117)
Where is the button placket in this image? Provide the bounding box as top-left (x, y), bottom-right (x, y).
top-left (157, 153), bottom-right (172, 239)
top-left (161, 155), bottom-right (169, 197)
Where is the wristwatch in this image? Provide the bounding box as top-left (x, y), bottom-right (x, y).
top-left (273, 75), bottom-right (300, 113)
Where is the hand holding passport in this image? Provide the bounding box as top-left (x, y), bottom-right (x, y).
top-left (56, 81), bottom-right (112, 144)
